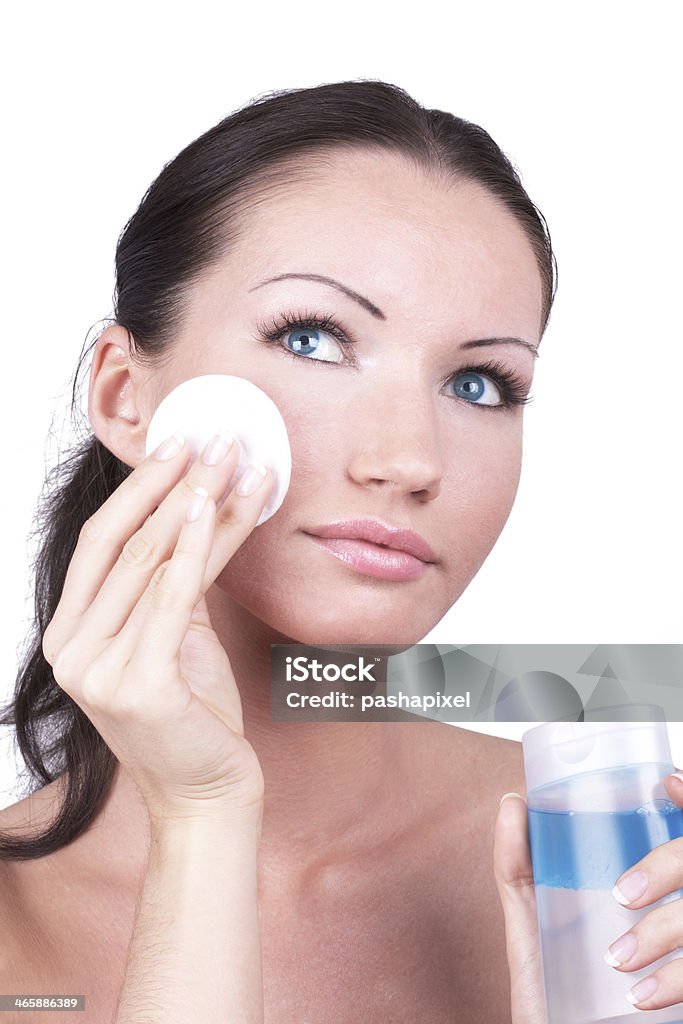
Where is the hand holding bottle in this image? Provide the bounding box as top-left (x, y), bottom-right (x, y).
top-left (494, 772), bottom-right (683, 1022)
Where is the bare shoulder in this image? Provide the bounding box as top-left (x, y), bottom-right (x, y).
top-left (386, 719), bottom-right (528, 887)
top-left (0, 782), bottom-right (58, 989)
top-left (383, 722), bottom-right (526, 1019)
top-left (0, 774), bottom-right (68, 836)
top-left (0, 777), bottom-right (72, 947)
top-left (395, 719), bottom-right (527, 809)
top-left (0, 776), bottom-right (138, 1019)
top-left (390, 721), bottom-right (527, 904)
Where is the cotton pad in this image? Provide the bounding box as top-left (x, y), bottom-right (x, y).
top-left (145, 374), bottom-right (291, 526)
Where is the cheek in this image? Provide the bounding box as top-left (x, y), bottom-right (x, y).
top-left (464, 428), bottom-right (522, 514)
top-left (440, 426), bottom-right (523, 578)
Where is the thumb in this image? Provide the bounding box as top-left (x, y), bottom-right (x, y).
top-left (493, 792), bottom-right (547, 1024)
top-left (663, 768), bottom-right (683, 807)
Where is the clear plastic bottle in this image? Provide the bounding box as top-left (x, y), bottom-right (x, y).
top-left (522, 720), bottom-right (683, 1024)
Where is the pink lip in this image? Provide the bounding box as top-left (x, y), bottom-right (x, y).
top-left (303, 518), bottom-right (437, 581)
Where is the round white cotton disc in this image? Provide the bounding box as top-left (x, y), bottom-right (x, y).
top-left (144, 374), bottom-right (292, 526)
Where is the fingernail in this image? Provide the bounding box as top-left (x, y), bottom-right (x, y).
top-left (613, 869), bottom-right (648, 905)
top-left (604, 931), bottom-right (638, 967)
top-left (154, 432), bottom-right (185, 461)
top-left (499, 792), bottom-right (525, 808)
top-left (202, 432), bottom-right (234, 466)
top-left (626, 974), bottom-right (658, 1005)
top-left (186, 486), bottom-right (209, 523)
top-left (669, 772), bottom-right (683, 785)
top-left (236, 462), bottom-right (267, 497)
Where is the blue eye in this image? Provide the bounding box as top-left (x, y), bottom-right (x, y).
top-left (283, 326), bottom-right (345, 364)
top-left (256, 310), bottom-right (533, 411)
top-left (452, 371), bottom-right (502, 407)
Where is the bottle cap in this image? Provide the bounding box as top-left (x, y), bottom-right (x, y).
top-left (145, 374), bottom-right (292, 526)
top-left (522, 718), bottom-right (673, 793)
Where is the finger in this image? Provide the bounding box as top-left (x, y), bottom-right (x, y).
top-left (200, 462), bottom-right (275, 593)
top-left (621, 952), bottom-right (683, 1012)
top-left (41, 436), bottom-right (194, 663)
top-left (612, 834), bottom-right (683, 910)
top-left (609, 768), bottom-right (683, 914)
top-left (100, 562), bottom-right (211, 668)
top-left (604, 895), bottom-right (683, 974)
top-left (664, 771), bottom-right (683, 807)
top-left (64, 436), bottom-right (242, 651)
top-left (107, 465), bottom-right (274, 666)
top-left (493, 793), bottom-right (547, 1023)
top-left (110, 487), bottom-right (218, 674)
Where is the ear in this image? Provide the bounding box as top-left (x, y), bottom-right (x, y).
top-left (87, 324), bottom-right (150, 469)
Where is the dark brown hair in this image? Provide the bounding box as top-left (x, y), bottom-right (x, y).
top-left (0, 78), bottom-right (557, 859)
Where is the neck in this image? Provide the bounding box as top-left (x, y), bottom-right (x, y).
top-left (205, 589), bottom-right (405, 867)
top-left (95, 586), bottom-right (422, 894)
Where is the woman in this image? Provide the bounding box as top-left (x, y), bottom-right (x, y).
top-left (1, 79), bottom-right (680, 1023)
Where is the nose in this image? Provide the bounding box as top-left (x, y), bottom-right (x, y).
top-left (346, 375), bottom-right (443, 501)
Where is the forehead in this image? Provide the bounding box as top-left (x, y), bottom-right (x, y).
top-left (221, 149), bottom-right (544, 341)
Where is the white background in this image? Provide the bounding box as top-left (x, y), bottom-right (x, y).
top-left (1, 1), bottom-right (681, 803)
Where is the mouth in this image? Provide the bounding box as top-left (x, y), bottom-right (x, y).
top-left (303, 519), bottom-right (437, 582)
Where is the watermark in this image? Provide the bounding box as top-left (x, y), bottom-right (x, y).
top-left (270, 644), bottom-right (683, 723)
top-left (0, 995), bottom-right (84, 1010)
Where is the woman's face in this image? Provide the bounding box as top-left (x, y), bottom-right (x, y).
top-left (144, 150), bottom-right (544, 645)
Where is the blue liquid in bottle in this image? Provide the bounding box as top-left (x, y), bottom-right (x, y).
top-left (529, 802), bottom-right (683, 889)
top-left (527, 768), bottom-right (683, 1024)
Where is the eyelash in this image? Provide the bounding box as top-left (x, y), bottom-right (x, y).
top-left (254, 308), bottom-right (533, 411)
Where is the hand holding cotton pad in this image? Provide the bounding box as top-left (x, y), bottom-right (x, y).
top-left (144, 374), bottom-right (292, 526)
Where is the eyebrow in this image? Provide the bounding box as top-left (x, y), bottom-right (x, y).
top-left (462, 337), bottom-right (539, 359)
top-left (249, 272), bottom-right (386, 319)
top-left (248, 272), bottom-right (539, 358)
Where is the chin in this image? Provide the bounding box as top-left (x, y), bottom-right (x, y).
top-left (260, 602), bottom-right (437, 648)
top-left (301, 640), bottom-right (419, 658)
top-left (213, 543), bottom-right (462, 647)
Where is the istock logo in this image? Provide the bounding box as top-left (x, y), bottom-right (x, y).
top-left (285, 656), bottom-right (377, 683)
